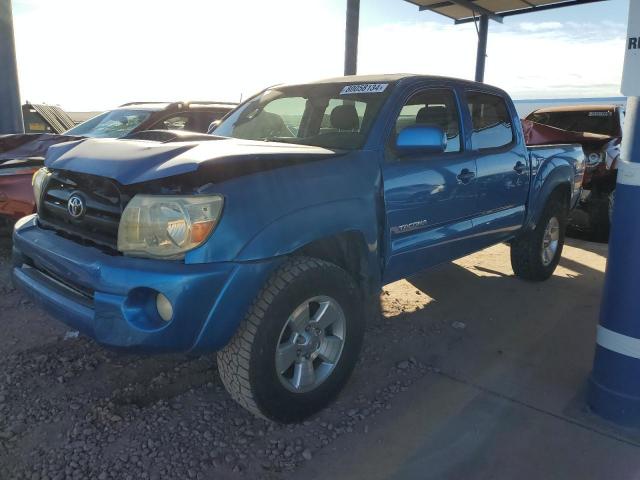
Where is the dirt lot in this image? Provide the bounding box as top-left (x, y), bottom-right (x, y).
top-left (0, 228), bottom-right (612, 480)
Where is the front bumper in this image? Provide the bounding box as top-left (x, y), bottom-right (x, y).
top-left (12, 215), bottom-right (280, 354)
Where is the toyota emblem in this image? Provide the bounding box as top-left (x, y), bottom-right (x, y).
top-left (67, 195), bottom-right (85, 219)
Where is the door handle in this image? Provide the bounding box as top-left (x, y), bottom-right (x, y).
top-left (457, 168), bottom-right (475, 184)
top-left (514, 161), bottom-right (527, 175)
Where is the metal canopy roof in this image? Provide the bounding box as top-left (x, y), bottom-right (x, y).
top-left (404, 0), bottom-right (606, 24)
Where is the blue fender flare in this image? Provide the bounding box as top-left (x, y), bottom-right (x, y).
top-left (524, 159), bottom-right (574, 232)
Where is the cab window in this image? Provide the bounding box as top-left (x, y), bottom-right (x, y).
top-left (163, 115), bottom-right (190, 130)
top-left (467, 92), bottom-right (514, 150)
top-left (394, 89), bottom-right (461, 153)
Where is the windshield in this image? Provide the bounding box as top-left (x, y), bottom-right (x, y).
top-left (212, 82), bottom-right (392, 150)
top-left (527, 110), bottom-right (619, 137)
top-left (65, 109), bottom-right (152, 138)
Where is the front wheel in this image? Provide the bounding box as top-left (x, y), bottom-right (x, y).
top-left (511, 197), bottom-right (567, 281)
top-left (217, 257), bottom-right (364, 423)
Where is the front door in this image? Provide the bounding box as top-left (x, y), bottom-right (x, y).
top-left (382, 87), bottom-right (479, 283)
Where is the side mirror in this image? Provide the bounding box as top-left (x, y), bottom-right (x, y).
top-left (207, 120), bottom-right (221, 134)
top-left (396, 125), bottom-right (447, 155)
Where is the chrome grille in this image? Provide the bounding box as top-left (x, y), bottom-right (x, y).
top-left (39, 170), bottom-right (126, 251)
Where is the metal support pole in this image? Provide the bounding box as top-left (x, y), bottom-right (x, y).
top-left (587, 96), bottom-right (640, 426)
top-left (588, 0), bottom-right (640, 427)
top-left (475, 14), bottom-right (489, 83)
top-left (0, 0), bottom-right (24, 134)
top-left (344, 0), bottom-right (360, 76)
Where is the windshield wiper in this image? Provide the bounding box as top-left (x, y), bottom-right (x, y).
top-left (259, 137), bottom-right (300, 144)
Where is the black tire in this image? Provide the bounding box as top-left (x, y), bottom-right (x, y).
top-left (217, 257), bottom-right (364, 423)
top-left (590, 191), bottom-right (611, 241)
top-left (511, 196), bottom-right (567, 281)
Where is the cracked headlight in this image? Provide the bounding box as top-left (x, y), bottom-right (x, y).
top-left (117, 195), bottom-right (224, 259)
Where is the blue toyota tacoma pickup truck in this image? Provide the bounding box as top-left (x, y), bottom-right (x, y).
top-left (12, 74), bottom-right (584, 422)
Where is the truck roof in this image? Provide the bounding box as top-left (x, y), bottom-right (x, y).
top-left (282, 74), bottom-right (506, 94)
top-left (532, 104), bottom-right (620, 114)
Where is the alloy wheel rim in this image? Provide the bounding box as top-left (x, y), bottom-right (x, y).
top-left (275, 295), bottom-right (346, 393)
top-left (541, 216), bottom-right (560, 267)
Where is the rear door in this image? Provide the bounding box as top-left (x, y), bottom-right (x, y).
top-left (382, 87), bottom-right (480, 283)
top-left (464, 90), bottom-right (529, 243)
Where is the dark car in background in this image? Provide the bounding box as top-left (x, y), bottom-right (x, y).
top-left (0, 101), bottom-right (236, 226)
top-left (65, 101), bottom-right (237, 138)
top-left (524, 104), bottom-right (624, 238)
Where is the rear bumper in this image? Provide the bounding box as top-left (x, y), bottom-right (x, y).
top-left (12, 216), bottom-right (280, 354)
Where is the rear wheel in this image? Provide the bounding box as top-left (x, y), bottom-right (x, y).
top-left (217, 257), bottom-right (364, 423)
top-left (590, 191), bottom-right (612, 241)
top-left (511, 197), bottom-right (567, 281)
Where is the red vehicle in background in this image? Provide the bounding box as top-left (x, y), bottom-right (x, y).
top-left (524, 104), bottom-right (624, 239)
top-left (0, 101), bottom-right (235, 227)
top-left (0, 134), bottom-right (82, 226)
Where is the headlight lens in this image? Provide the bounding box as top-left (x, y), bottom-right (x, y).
top-left (32, 167), bottom-right (50, 211)
top-left (587, 152), bottom-right (604, 166)
top-left (117, 195), bottom-right (224, 258)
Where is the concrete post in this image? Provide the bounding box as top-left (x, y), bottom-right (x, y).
top-left (588, 0), bottom-right (640, 426)
top-left (344, 0), bottom-right (360, 76)
top-left (475, 14), bottom-right (489, 83)
top-left (0, 0), bottom-right (24, 134)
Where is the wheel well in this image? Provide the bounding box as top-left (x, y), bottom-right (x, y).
top-left (550, 183), bottom-right (571, 212)
top-left (293, 231), bottom-right (373, 296)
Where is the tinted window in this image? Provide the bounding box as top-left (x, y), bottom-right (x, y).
top-left (467, 92), bottom-right (513, 150)
top-left (394, 89), bottom-right (461, 153)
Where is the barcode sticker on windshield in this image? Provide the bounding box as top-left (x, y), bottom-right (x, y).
top-left (340, 83), bottom-right (388, 95)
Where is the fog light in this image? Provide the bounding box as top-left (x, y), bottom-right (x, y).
top-left (156, 293), bottom-right (173, 322)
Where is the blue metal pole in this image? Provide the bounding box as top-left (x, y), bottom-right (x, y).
top-left (588, 96), bottom-right (640, 425)
top-left (344, 0), bottom-right (360, 76)
top-left (0, 0), bottom-right (23, 134)
top-left (588, 0), bottom-right (640, 426)
top-left (475, 15), bottom-right (489, 83)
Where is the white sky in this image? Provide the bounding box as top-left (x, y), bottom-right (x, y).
top-left (11, 0), bottom-right (629, 111)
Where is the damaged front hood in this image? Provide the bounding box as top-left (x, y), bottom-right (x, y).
top-left (45, 137), bottom-right (343, 185)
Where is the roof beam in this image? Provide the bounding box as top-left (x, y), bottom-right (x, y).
top-left (454, 0), bottom-right (606, 24)
top-left (420, 0), bottom-right (504, 23)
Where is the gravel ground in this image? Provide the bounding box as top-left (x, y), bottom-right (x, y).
top-left (0, 229), bottom-right (443, 480)
top-left (0, 226), bottom-right (607, 480)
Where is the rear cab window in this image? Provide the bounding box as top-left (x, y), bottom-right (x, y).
top-left (466, 91), bottom-right (514, 150)
top-left (154, 114), bottom-right (193, 131)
